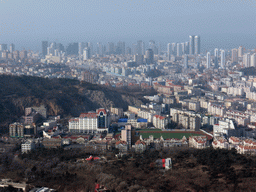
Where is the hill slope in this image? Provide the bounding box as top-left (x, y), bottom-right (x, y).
top-left (0, 75), bottom-right (153, 130)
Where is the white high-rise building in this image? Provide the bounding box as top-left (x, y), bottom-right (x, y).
top-left (171, 43), bottom-right (177, 56)
top-left (221, 50), bottom-right (225, 69)
top-left (214, 48), bottom-right (219, 57)
top-left (83, 47), bottom-right (91, 60)
top-left (167, 43), bottom-right (172, 60)
top-left (243, 53), bottom-right (251, 68)
top-left (181, 43), bottom-right (185, 55)
top-left (79, 42), bottom-right (87, 60)
top-left (251, 53), bottom-right (256, 67)
top-left (177, 43), bottom-right (182, 56)
top-left (185, 42), bottom-right (189, 54)
top-left (189, 35), bottom-right (195, 55)
top-left (184, 54), bottom-right (188, 69)
top-left (206, 52), bottom-right (211, 69)
top-left (231, 48), bottom-right (238, 63)
top-left (9, 44), bottom-right (15, 53)
top-left (238, 46), bottom-right (243, 57)
top-left (195, 36), bottom-right (200, 55)
top-left (214, 48), bottom-right (219, 68)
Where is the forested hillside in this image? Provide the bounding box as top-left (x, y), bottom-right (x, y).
top-left (0, 75), bottom-right (153, 130)
top-left (2, 148), bottom-right (256, 191)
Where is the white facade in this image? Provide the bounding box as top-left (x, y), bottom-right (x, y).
top-left (220, 50), bottom-right (225, 69)
top-left (69, 115), bottom-right (98, 133)
top-left (206, 52), bottom-right (211, 69)
top-left (251, 53), bottom-right (256, 67)
top-left (79, 117), bottom-right (98, 133)
top-left (153, 115), bottom-right (169, 129)
top-left (213, 119), bottom-right (237, 138)
top-left (243, 53), bottom-right (250, 68)
top-left (189, 136), bottom-right (208, 149)
top-left (21, 140), bottom-right (36, 153)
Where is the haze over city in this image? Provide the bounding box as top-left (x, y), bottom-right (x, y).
top-left (0, 0), bottom-right (255, 51)
top-left (1, 0), bottom-right (256, 191)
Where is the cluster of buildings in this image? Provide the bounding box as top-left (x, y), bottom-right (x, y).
top-left (2, 37), bottom-right (256, 157)
top-left (69, 108), bottom-right (109, 134)
top-left (212, 136), bottom-right (256, 155)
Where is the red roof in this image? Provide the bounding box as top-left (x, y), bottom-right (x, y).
top-left (80, 112), bottom-right (97, 118)
top-left (116, 140), bottom-right (127, 145)
top-left (154, 115), bottom-right (166, 120)
top-left (97, 108), bottom-right (107, 115)
top-left (135, 140), bottom-right (146, 145)
top-left (69, 118), bottom-right (79, 122)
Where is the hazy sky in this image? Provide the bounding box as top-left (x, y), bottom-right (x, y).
top-left (0, 0), bottom-right (255, 51)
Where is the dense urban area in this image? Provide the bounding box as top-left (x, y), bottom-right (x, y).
top-left (0, 37), bottom-right (256, 191)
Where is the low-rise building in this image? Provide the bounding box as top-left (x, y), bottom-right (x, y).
top-left (189, 136), bottom-right (208, 149)
top-left (152, 115), bottom-right (169, 129)
top-left (212, 138), bottom-right (229, 149)
top-left (115, 140), bottom-right (128, 152)
top-left (134, 140), bottom-right (147, 153)
top-left (213, 119), bottom-right (238, 138)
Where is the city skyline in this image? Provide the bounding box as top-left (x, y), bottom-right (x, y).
top-left (0, 0), bottom-right (255, 51)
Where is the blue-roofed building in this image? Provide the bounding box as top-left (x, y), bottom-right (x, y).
top-left (118, 118), bottom-right (128, 123)
top-left (118, 118), bottom-right (128, 127)
top-left (137, 119), bottom-right (148, 123)
top-left (117, 118), bottom-right (148, 129)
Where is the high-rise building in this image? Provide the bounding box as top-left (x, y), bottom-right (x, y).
top-left (196, 56), bottom-right (200, 69)
top-left (231, 49), bottom-right (238, 63)
top-left (9, 122), bottom-right (24, 138)
top-left (189, 35), bottom-right (195, 55)
top-left (171, 43), bottom-right (177, 56)
top-left (184, 54), bottom-right (188, 69)
top-left (8, 52), bottom-right (13, 60)
top-left (185, 42), bottom-right (189, 54)
top-left (126, 47), bottom-right (131, 55)
top-left (116, 41), bottom-right (125, 55)
top-left (206, 52), bottom-right (211, 69)
top-left (194, 36), bottom-right (200, 55)
top-left (243, 53), bottom-right (250, 68)
top-left (56, 43), bottom-right (65, 52)
top-left (83, 47), bottom-right (91, 60)
top-left (167, 43), bottom-right (172, 60)
top-left (214, 48), bottom-right (218, 57)
top-left (145, 49), bottom-right (154, 64)
top-left (149, 40), bottom-right (158, 55)
top-left (136, 40), bottom-right (145, 55)
top-left (251, 53), bottom-right (256, 67)
top-left (238, 46), bottom-right (243, 57)
top-left (19, 50), bottom-right (28, 60)
top-left (9, 43), bottom-right (15, 53)
top-left (79, 42), bottom-right (87, 60)
top-left (121, 124), bottom-right (140, 150)
top-left (158, 42), bottom-right (161, 55)
top-left (88, 42), bottom-right (93, 55)
top-left (97, 42), bottom-right (104, 56)
top-left (176, 43), bottom-right (182, 57)
top-left (134, 54), bottom-right (144, 65)
top-left (66, 43), bottom-right (79, 55)
top-left (107, 42), bottom-right (115, 55)
top-left (0, 44), bottom-right (8, 51)
top-left (181, 43), bottom-right (185, 55)
top-left (214, 48), bottom-right (219, 68)
top-left (47, 46), bottom-right (54, 55)
top-left (220, 50), bottom-right (225, 69)
top-left (13, 50), bottom-right (19, 60)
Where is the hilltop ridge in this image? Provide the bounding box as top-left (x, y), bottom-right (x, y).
top-left (0, 75), bottom-right (155, 131)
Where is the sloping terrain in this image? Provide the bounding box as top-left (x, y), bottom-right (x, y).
top-left (0, 75), bottom-right (152, 131)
